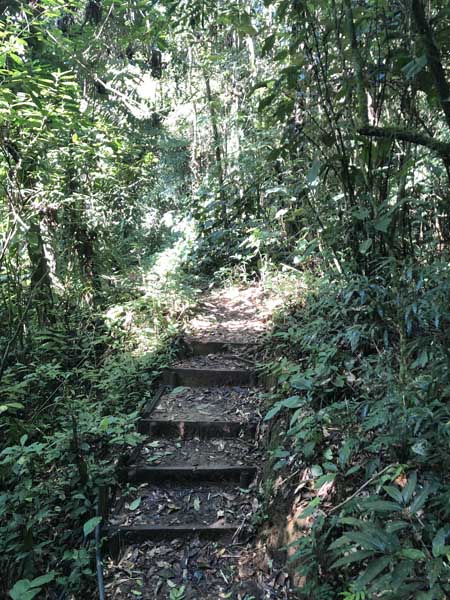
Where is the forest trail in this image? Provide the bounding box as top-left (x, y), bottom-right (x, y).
top-left (105, 285), bottom-right (293, 599)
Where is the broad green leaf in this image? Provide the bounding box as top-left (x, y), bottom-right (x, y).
top-left (339, 439), bottom-right (354, 466)
top-left (402, 55), bottom-right (427, 80)
top-left (359, 238), bottom-right (373, 255)
top-left (427, 557), bottom-right (444, 587)
top-left (344, 531), bottom-right (383, 551)
top-left (314, 473), bottom-right (336, 489)
top-left (9, 53), bottom-right (23, 65)
top-left (386, 521), bottom-right (409, 534)
top-left (99, 417), bottom-right (110, 432)
top-left (280, 395), bottom-right (301, 409)
top-left (361, 499), bottom-right (402, 513)
top-left (0, 403), bottom-right (23, 414)
top-left (353, 207), bottom-right (370, 220)
top-left (402, 472), bottom-right (417, 503)
top-left (411, 350), bottom-right (428, 369)
top-left (311, 464), bottom-right (323, 477)
top-left (170, 387), bottom-right (189, 395)
top-left (9, 580), bottom-right (40, 600)
top-left (231, 13), bottom-right (257, 36)
top-left (83, 516), bottom-right (102, 537)
top-left (29, 572), bottom-right (56, 588)
top-left (258, 92), bottom-right (276, 112)
top-left (264, 402), bottom-right (283, 421)
top-left (374, 215), bottom-right (391, 233)
top-left (432, 527), bottom-right (450, 557)
top-left (331, 550), bottom-right (374, 569)
top-left (299, 497), bottom-right (321, 518)
top-left (337, 517), bottom-right (363, 528)
top-left (290, 376), bottom-right (313, 391)
top-left (356, 556), bottom-right (391, 588)
top-left (262, 33), bottom-right (276, 55)
top-left (346, 464), bottom-right (362, 476)
top-left (409, 484), bottom-right (430, 514)
top-left (416, 593), bottom-right (438, 600)
top-left (390, 560), bottom-right (415, 590)
top-left (129, 498), bottom-right (141, 511)
top-left (399, 548), bottom-right (426, 560)
top-left (307, 158), bottom-right (321, 186)
top-left (323, 462), bottom-right (338, 472)
top-left (383, 485), bottom-right (404, 504)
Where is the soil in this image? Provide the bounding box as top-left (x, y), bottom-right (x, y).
top-left (173, 354), bottom-right (251, 371)
top-left (185, 285), bottom-right (280, 343)
top-left (110, 484), bottom-right (256, 528)
top-left (105, 537), bottom-right (293, 599)
top-left (152, 386), bottom-right (263, 423)
top-left (137, 437), bottom-right (262, 468)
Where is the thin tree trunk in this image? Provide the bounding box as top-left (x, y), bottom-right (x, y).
top-left (343, 0), bottom-right (368, 126)
top-left (27, 220), bottom-right (54, 324)
top-left (411, 0), bottom-right (450, 129)
top-left (204, 76), bottom-right (227, 226)
top-left (188, 47), bottom-right (199, 188)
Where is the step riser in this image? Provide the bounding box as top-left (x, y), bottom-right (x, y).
top-left (108, 525), bottom-right (238, 547)
top-left (184, 340), bottom-right (254, 356)
top-left (162, 368), bottom-right (255, 387)
top-left (138, 420), bottom-right (257, 439)
top-left (127, 466), bottom-right (257, 486)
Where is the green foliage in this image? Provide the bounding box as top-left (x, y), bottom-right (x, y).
top-left (0, 267), bottom-right (196, 595)
top-left (2, 0), bottom-right (450, 597)
top-left (168, 583), bottom-right (186, 600)
top-left (9, 572), bottom-right (56, 600)
top-left (264, 262), bottom-right (450, 598)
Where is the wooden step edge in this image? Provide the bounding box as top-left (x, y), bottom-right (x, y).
top-left (162, 367), bottom-right (256, 387)
top-left (182, 339), bottom-right (258, 356)
top-left (141, 384), bottom-right (169, 418)
top-left (127, 464), bottom-right (258, 485)
top-left (137, 419), bottom-right (258, 438)
top-left (106, 524), bottom-right (238, 548)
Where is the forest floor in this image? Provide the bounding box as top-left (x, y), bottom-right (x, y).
top-left (104, 284), bottom-right (294, 599)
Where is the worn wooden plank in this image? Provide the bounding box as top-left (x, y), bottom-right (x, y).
top-left (137, 418), bottom-right (258, 438)
top-left (108, 524), bottom-right (238, 545)
top-left (141, 384), bottom-right (168, 418)
top-left (184, 339), bottom-right (255, 356)
top-left (127, 464), bottom-right (257, 485)
top-left (162, 367), bottom-right (255, 387)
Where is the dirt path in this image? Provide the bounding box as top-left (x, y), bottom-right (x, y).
top-left (105, 285), bottom-right (292, 599)
top-left (185, 285), bottom-right (281, 343)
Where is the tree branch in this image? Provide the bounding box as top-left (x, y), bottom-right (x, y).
top-left (358, 125), bottom-right (450, 159)
top-left (411, 0), bottom-right (450, 129)
top-left (343, 0), bottom-right (368, 126)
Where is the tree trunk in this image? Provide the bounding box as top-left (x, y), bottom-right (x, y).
top-left (343, 0), bottom-right (368, 126)
top-left (411, 0), bottom-right (450, 129)
top-left (204, 76), bottom-right (227, 226)
top-left (27, 220), bottom-right (54, 324)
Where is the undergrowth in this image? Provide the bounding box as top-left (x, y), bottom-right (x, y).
top-left (0, 242), bottom-right (200, 598)
top-left (263, 258), bottom-right (450, 600)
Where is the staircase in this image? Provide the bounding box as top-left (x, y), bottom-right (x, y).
top-left (105, 286), bottom-right (291, 598)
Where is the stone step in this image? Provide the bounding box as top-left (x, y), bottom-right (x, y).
top-left (137, 418), bottom-right (258, 438)
top-left (162, 367), bottom-right (255, 387)
top-left (127, 464), bottom-right (257, 486)
top-left (183, 339), bottom-right (255, 356)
